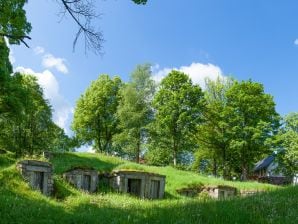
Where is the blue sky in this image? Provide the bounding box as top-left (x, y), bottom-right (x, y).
top-left (10, 0), bottom-right (298, 137)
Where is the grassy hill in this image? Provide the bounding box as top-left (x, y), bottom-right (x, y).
top-left (0, 151), bottom-right (297, 224)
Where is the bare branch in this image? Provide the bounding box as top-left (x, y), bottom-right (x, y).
top-left (59, 0), bottom-right (104, 54)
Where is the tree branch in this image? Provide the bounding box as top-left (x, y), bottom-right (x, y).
top-left (59, 0), bottom-right (104, 54)
top-left (0, 33), bottom-right (31, 48)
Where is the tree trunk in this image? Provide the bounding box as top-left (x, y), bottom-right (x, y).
top-left (213, 157), bottom-right (217, 177)
top-left (136, 139), bottom-right (140, 163)
top-left (173, 151), bottom-right (177, 166)
top-left (241, 164), bottom-right (248, 181)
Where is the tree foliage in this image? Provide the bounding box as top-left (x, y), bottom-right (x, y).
top-left (0, 0), bottom-right (31, 46)
top-left (72, 74), bottom-right (122, 153)
top-left (277, 113), bottom-right (298, 177)
top-left (148, 70), bottom-right (205, 166)
top-left (114, 64), bottom-right (155, 162)
top-left (196, 77), bottom-right (235, 177)
top-left (196, 78), bottom-right (280, 180)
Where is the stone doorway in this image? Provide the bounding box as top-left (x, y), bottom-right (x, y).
top-left (63, 168), bottom-right (98, 193)
top-left (17, 160), bottom-right (53, 196)
top-left (82, 174), bottom-right (91, 191)
top-left (127, 178), bottom-right (142, 196)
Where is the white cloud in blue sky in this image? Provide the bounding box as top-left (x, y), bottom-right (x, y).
top-left (42, 54), bottom-right (69, 74)
top-left (294, 39), bottom-right (298, 45)
top-left (153, 62), bottom-right (224, 89)
top-left (14, 67), bottom-right (73, 134)
top-left (33, 46), bottom-right (45, 55)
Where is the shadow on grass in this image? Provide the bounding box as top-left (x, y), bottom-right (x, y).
top-left (1, 178), bottom-right (297, 224)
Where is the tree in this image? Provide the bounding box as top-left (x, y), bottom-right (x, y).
top-left (277, 113), bottom-right (298, 177)
top-left (48, 123), bottom-right (77, 152)
top-left (149, 70), bottom-right (205, 166)
top-left (114, 64), bottom-right (155, 162)
top-left (196, 77), bottom-right (235, 178)
top-left (225, 80), bottom-right (280, 180)
top-left (0, 0), bottom-right (31, 46)
top-left (0, 73), bottom-right (59, 156)
top-left (72, 74), bottom-right (122, 153)
top-left (1, 0), bottom-right (147, 52)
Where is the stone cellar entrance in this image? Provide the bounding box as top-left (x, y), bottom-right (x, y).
top-left (17, 160), bottom-right (53, 196)
top-left (127, 178), bottom-right (142, 196)
top-left (103, 170), bottom-right (166, 199)
top-left (63, 167), bottom-right (98, 193)
top-left (150, 180), bottom-right (160, 199)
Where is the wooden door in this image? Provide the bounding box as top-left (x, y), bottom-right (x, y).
top-left (150, 180), bottom-right (160, 199)
top-left (83, 175), bottom-right (91, 191)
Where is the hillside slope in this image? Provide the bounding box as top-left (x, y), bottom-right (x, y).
top-left (0, 152), bottom-right (297, 224)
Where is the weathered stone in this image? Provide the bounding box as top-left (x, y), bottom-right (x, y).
top-left (17, 160), bottom-right (53, 196)
top-left (240, 189), bottom-right (265, 197)
top-left (177, 185), bottom-right (237, 199)
top-left (101, 170), bottom-right (166, 199)
top-left (63, 167), bottom-right (98, 193)
top-left (201, 185), bottom-right (237, 199)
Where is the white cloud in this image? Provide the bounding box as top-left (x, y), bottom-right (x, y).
top-left (294, 39), bottom-right (298, 45)
top-left (153, 62), bottom-right (224, 89)
top-left (15, 67), bottom-right (73, 133)
top-left (42, 54), bottom-right (68, 74)
top-left (34, 46), bottom-right (45, 55)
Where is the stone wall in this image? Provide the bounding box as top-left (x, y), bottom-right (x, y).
top-left (17, 160), bottom-right (53, 196)
top-left (103, 170), bottom-right (166, 199)
top-left (63, 168), bottom-right (98, 193)
top-left (177, 185), bottom-right (237, 199)
top-left (202, 185), bottom-right (237, 199)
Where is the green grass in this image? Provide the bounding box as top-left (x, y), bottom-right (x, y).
top-left (0, 152), bottom-right (297, 224)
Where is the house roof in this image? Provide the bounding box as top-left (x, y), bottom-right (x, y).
top-left (253, 155), bottom-right (275, 172)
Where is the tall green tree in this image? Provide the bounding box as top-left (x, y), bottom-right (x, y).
top-left (0, 73), bottom-right (57, 156)
top-left (149, 70), bottom-right (205, 166)
top-left (196, 77), bottom-right (235, 178)
top-left (226, 80), bottom-right (280, 180)
top-left (72, 75), bottom-right (122, 153)
top-left (114, 64), bottom-right (155, 162)
top-left (277, 113), bottom-right (298, 177)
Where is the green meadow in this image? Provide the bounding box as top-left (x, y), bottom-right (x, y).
top-left (0, 152), bottom-right (297, 224)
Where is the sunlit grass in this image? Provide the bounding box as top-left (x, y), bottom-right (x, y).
top-left (0, 152), bottom-right (296, 224)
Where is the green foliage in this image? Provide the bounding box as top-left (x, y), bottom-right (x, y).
top-left (148, 70), bottom-right (205, 166)
top-left (72, 75), bottom-right (122, 153)
top-left (131, 0), bottom-right (148, 5)
top-left (0, 0), bottom-right (31, 45)
top-left (225, 80), bottom-right (280, 179)
top-left (277, 113), bottom-right (298, 177)
top-left (114, 64), bottom-right (155, 162)
top-left (196, 78), bottom-right (280, 180)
